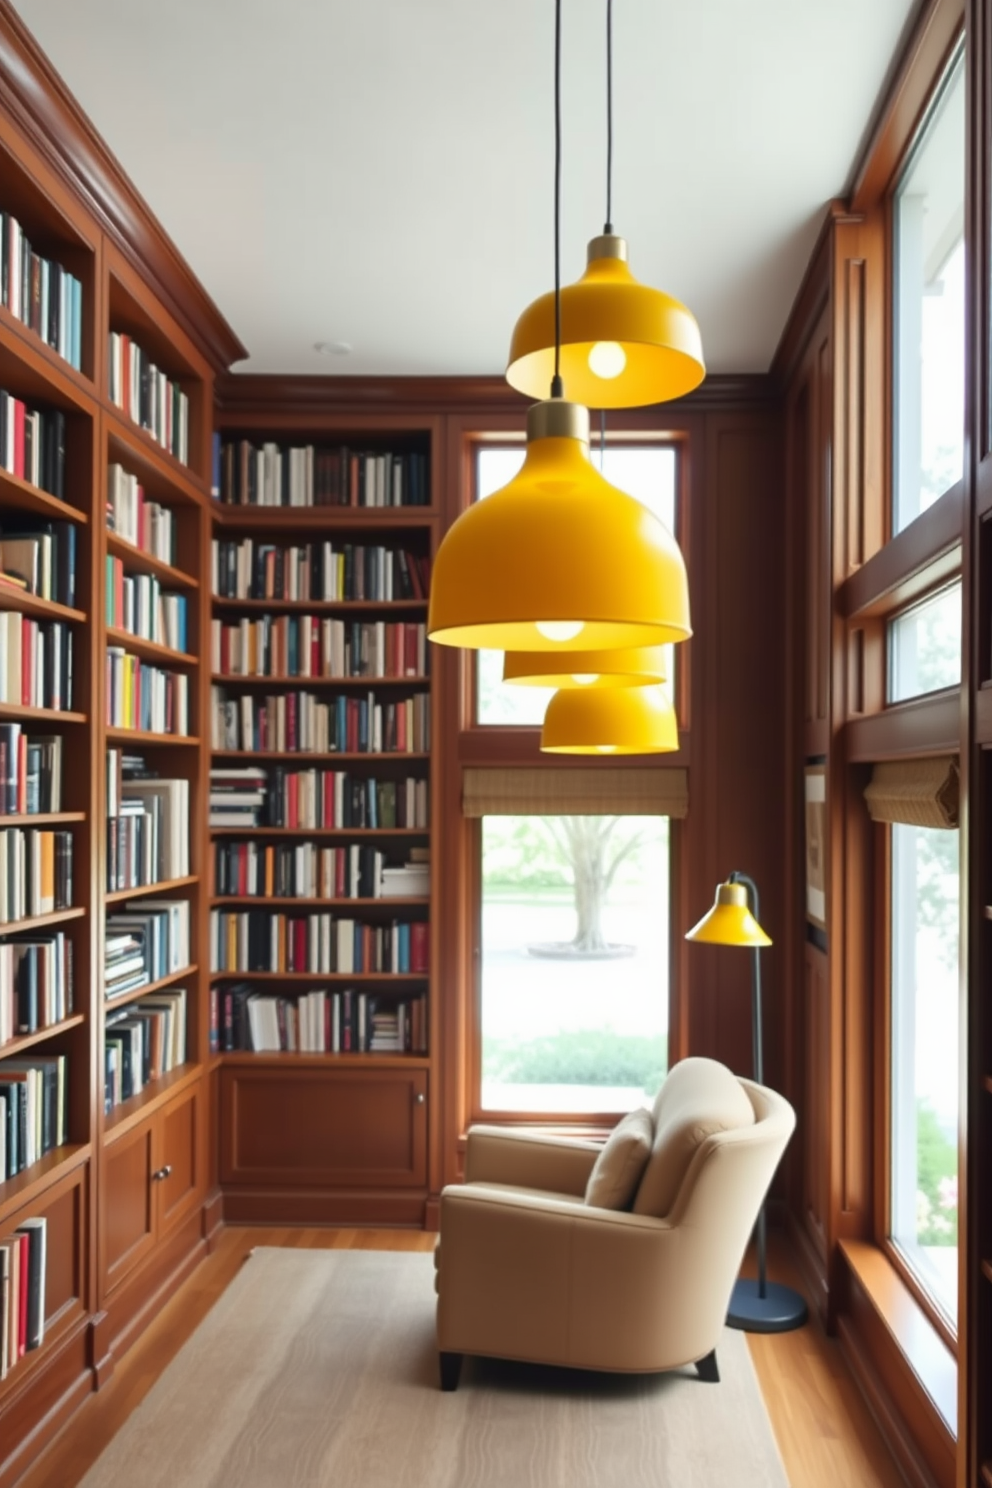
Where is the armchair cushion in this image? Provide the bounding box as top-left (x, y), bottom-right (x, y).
top-left (633, 1056), bottom-right (756, 1217)
top-left (584, 1106), bottom-right (653, 1209)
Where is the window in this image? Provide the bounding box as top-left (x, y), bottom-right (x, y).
top-left (893, 49), bottom-right (965, 534)
top-left (475, 444), bottom-right (678, 725)
top-left (886, 580), bottom-right (962, 703)
top-left (479, 813), bottom-right (670, 1113)
top-left (889, 821), bottom-right (959, 1327)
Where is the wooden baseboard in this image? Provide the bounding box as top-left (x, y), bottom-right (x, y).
top-left (785, 1206), bottom-right (830, 1328)
top-left (202, 1189), bottom-right (224, 1253)
top-left (221, 1187), bottom-right (429, 1227)
top-left (0, 1318), bottom-right (92, 1488)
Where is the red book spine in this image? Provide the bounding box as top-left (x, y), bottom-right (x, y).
top-left (323, 771), bottom-right (333, 828)
top-left (410, 921), bottom-right (429, 973)
top-left (21, 617), bottom-right (32, 707)
top-left (17, 732), bottom-right (27, 814)
top-left (287, 772), bottom-right (298, 829)
top-left (13, 398), bottom-right (26, 481)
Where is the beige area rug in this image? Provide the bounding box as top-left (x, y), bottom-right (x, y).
top-left (80, 1248), bottom-right (789, 1488)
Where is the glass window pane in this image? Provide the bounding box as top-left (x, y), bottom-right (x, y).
top-left (893, 52), bottom-right (965, 533)
top-left (475, 446), bottom-right (678, 725)
top-left (886, 581), bottom-right (962, 703)
top-left (480, 814), bottom-right (669, 1113)
top-left (890, 822), bottom-right (959, 1327)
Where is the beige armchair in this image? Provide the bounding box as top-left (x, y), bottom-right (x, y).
top-left (434, 1056), bottom-right (795, 1390)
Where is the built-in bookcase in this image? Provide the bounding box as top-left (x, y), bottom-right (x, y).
top-left (0, 33), bottom-right (241, 1476)
top-left (208, 411), bottom-right (439, 1224)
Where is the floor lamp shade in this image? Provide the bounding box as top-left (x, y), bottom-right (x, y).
top-left (540, 684), bottom-right (678, 754)
top-left (506, 236), bottom-right (706, 409)
top-left (427, 400), bottom-right (692, 652)
top-left (503, 644), bottom-right (668, 689)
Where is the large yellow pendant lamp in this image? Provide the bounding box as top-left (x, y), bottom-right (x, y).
top-left (503, 643), bottom-right (667, 689)
top-left (506, 0), bottom-right (705, 409)
top-left (428, 0), bottom-right (691, 655)
top-left (541, 684), bottom-right (678, 754)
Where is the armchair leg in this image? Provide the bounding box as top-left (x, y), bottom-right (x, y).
top-left (439, 1351), bottom-right (463, 1391)
top-left (695, 1349), bottom-right (720, 1383)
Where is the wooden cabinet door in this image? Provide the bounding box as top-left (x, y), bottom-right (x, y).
top-left (155, 1084), bottom-right (202, 1236)
top-left (220, 1067), bottom-right (428, 1188)
top-left (103, 1120), bottom-right (157, 1293)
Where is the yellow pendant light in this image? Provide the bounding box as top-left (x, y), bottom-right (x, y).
top-left (428, 398), bottom-right (690, 651)
top-left (541, 684), bottom-right (678, 754)
top-left (506, 0), bottom-right (704, 410)
top-left (503, 643), bottom-right (667, 689)
top-left (507, 234), bottom-right (705, 409)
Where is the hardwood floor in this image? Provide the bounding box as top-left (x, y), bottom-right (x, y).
top-left (18, 1226), bottom-right (906, 1488)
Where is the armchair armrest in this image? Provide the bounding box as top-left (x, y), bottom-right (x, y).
top-left (436, 1184), bottom-right (714, 1373)
top-left (464, 1125), bottom-right (600, 1195)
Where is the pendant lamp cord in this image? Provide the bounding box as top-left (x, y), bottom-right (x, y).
top-left (551, 0), bottom-right (563, 399)
top-left (605, 0), bottom-right (613, 233)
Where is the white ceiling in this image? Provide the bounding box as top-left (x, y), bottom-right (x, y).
top-left (13, 0), bottom-right (917, 377)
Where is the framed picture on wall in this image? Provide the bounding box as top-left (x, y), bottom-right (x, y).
top-left (804, 764), bottom-right (827, 930)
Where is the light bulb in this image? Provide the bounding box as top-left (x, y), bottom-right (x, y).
top-left (535, 620), bottom-right (585, 642)
top-left (571, 674), bottom-right (599, 685)
top-left (588, 341), bottom-right (627, 379)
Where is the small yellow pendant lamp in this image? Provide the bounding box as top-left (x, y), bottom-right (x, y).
top-left (428, 398), bottom-right (691, 651)
top-left (503, 643), bottom-right (667, 689)
top-left (506, 0), bottom-right (704, 410)
top-left (541, 684), bottom-right (678, 754)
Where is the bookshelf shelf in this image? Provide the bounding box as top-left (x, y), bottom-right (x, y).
top-left (210, 826), bottom-right (428, 839)
top-left (209, 970), bottom-right (428, 984)
top-left (103, 1060), bottom-right (203, 1141)
top-left (106, 627), bottom-right (197, 669)
top-left (103, 966), bottom-right (197, 1010)
top-left (105, 727), bottom-right (200, 747)
top-left (210, 749), bottom-right (429, 762)
top-left (0, 1143), bottom-right (90, 1230)
top-left (0, 1013), bottom-right (86, 1060)
top-left (210, 895), bottom-right (429, 908)
top-left (105, 876), bottom-right (198, 905)
top-left (0, 704), bottom-right (86, 725)
top-left (211, 504), bottom-right (435, 530)
top-left (0, 590), bottom-right (85, 625)
top-left (210, 597), bottom-right (426, 613)
top-left (0, 308), bottom-right (94, 407)
top-left (106, 416), bottom-right (210, 509)
top-left (0, 466), bottom-right (88, 525)
top-left (219, 1050), bottom-right (431, 1070)
top-left (106, 532), bottom-right (198, 591)
top-left (0, 812), bottom-right (85, 826)
top-left (211, 673), bottom-right (429, 687)
top-left (0, 905), bottom-right (85, 934)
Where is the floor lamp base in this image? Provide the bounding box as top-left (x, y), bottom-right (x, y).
top-left (726, 1278), bottom-right (808, 1333)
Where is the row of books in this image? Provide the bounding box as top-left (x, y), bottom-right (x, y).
top-left (0, 1053), bottom-right (68, 1179)
top-left (0, 1217), bottom-right (47, 1378)
top-left (210, 617), bottom-right (427, 681)
top-left (106, 558), bottom-right (188, 652)
top-left (0, 614), bottom-right (75, 712)
top-left (209, 911), bottom-right (429, 975)
top-left (105, 900), bottom-right (191, 1000)
top-left (106, 754), bottom-right (189, 887)
top-left (215, 439), bottom-right (429, 508)
top-left (106, 464), bottom-right (178, 566)
top-left (106, 648), bottom-right (189, 736)
top-left (213, 985), bottom-right (427, 1055)
top-left (209, 766), bottom-right (429, 831)
top-left (0, 515), bottom-right (75, 608)
top-left (210, 689), bottom-right (429, 755)
top-left (108, 333), bottom-right (189, 466)
top-left (0, 931), bottom-right (73, 1045)
top-left (104, 988), bottom-right (186, 1112)
top-left (0, 726), bottom-right (62, 815)
top-left (0, 394), bottom-right (67, 503)
top-left (212, 842), bottom-right (428, 901)
top-left (211, 538), bottom-right (430, 602)
top-left (0, 828), bottom-right (73, 924)
top-left (2, 209), bottom-right (83, 369)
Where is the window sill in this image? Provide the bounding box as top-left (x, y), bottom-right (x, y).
top-left (839, 1238), bottom-right (956, 1437)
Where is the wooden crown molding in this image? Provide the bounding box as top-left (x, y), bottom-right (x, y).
top-left (770, 201), bottom-right (862, 387)
top-left (214, 372), bottom-right (779, 419)
top-left (0, 1), bottom-right (247, 373)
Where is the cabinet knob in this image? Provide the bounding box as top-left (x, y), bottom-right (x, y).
top-left (415, 1092), bottom-right (425, 1105)
top-left (152, 1164), bottom-right (173, 1182)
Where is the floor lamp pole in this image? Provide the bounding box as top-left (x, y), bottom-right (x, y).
top-left (725, 870), bottom-right (807, 1334)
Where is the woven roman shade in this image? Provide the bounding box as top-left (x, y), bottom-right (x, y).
top-left (462, 767), bottom-right (688, 818)
top-left (863, 757), bottom-right (959, 829)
